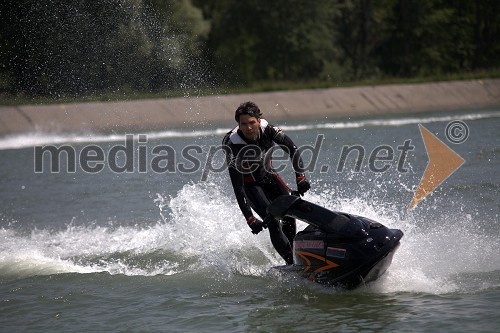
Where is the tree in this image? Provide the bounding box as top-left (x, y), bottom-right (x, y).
top-left (204, 0), bottom-right (337, 84)
top-left (374, 0), bottom-right (500, 76)
top-left (334, 0), bottom-right (379, 79)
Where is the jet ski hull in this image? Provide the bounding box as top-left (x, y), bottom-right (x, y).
top-left (267, 195), bottom-right (403, 289)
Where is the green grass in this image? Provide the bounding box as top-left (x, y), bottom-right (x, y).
top-left (238, 68), bottom-right (500, 93)
top-left (1, 68), bottom-right (499, 106)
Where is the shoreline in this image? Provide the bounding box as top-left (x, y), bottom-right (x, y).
top-left (1, 79), bottom-right (499, 136)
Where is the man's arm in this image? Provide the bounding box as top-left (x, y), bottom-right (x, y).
top-left (227, 165), bottom-right (253, 219)
top-left (268, 124), bottom-right (311, 195)
top-left (222, 135), bottom-right (254, 219)
top-left (268, 125), bottom-right (306, 176)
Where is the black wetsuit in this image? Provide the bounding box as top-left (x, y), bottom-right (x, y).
top-left (222, 119), bottom-right (305, 264)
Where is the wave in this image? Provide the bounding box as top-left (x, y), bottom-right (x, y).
top-left (1, 110), bottom-right (499, 150)
top-left (280, 110), bottom-right (500, 131)
top-left (0, 128), bottom-right (231, 151)
top-left (1, 179), bottom-right (499, 294)
top-left (0, 181), bottom-right (280, 281)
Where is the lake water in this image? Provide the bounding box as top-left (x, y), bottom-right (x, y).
top-left (1, 108), bottom-right (499, 332)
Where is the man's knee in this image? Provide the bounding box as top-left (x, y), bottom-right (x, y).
top-left (265, 216), bottom-right (280, 231)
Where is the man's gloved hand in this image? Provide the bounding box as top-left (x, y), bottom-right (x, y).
top-left (296, 174), bottom-right (311, 196)
top-left (247, 216), bottom-right (264, 235)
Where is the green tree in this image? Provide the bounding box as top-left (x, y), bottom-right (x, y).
top-left (374, 0), bottom-right (500, 76)
top-left (2, 0), bottom-right (499, 98)
top-left (334, 0), bottom-right (379, 79)
top-left (204, 0), bottom-right (337, 84)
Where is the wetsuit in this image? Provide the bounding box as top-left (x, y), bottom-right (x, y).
top-left (222, 119), bottom-right (306, 264)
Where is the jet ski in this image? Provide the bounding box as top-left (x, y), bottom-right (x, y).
top-left (267, 195), bottom-right (403, 289)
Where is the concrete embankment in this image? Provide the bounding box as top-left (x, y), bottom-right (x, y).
top-left (1, 79), bottom-right (499, 136)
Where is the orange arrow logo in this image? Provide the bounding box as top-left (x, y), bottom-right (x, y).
top-left (409, 124), bottom-right (465, 209)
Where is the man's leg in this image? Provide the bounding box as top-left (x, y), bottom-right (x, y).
top-left (281, 217), bottom-right (296, 250)
top-left (269, 175), bottom-right (297, 248)
top-left (244, 185), bottom-right (294, 264)
top-left (265, 218), bottom-right (294, 265)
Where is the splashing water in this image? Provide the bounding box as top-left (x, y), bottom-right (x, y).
top-left (0, 181), bottom-right (283, 281)
top-left (1, 176), bottom-right (498, 295)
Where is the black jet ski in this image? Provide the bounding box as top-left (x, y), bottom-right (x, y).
top-left (267, 195), bottom-right (403, 289)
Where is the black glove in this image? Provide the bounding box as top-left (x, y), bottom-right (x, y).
top-left (296, 174), bottom-right (311, 196)
top-left (247, 216), bottom-right (264, 235)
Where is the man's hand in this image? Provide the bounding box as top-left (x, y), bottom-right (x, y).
top-left (296, 174), bottom-right (311, 196)
top-left (247, 216), bottom-right (264, 234)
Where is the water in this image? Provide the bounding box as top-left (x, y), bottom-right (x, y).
top-left (1, 109), bottom-right (499, 332)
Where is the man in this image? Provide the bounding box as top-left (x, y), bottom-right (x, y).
top-left (222, 101), bottom-right (311, 264)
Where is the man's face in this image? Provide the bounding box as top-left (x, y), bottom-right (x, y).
top-left (238, 114), bottom-right (260, 141)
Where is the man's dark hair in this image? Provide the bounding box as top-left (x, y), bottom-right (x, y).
top-left (235, 101), bottom-right (263, 122)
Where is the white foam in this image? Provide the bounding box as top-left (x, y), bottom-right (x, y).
top-left (0, 129), bottom-right (230, 151)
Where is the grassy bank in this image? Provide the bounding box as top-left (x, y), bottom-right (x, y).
top-left (1, 69), bottom-right (499, 106)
